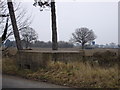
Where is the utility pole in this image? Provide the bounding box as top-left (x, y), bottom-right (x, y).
top-left (7, 0), bottom-right (23, 50)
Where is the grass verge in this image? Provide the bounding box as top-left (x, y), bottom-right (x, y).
top-left (2, 57), bottom-right (119, 88)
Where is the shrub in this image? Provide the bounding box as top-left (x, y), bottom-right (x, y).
top-left (93, 50), bottom-right (118, 67)
top-left (2, 58), bottom-right (18, 75)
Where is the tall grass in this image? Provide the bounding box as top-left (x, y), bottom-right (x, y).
top-left (2, 58), bottom-right (18, 75)
top-left (2, 58), bottom-right (119, 88)
top-left (28, 61), bottom-right (119, 88)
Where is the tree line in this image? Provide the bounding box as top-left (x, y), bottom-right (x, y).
top-left (1, 0), bottom-right (97, 50)
top-left (1, 0), bottom-right (58, 50)
top-left (3, 39), bottom-right (74, 49)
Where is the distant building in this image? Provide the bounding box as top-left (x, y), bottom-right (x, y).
top-left (92, 41), bottom-right (95, 45)
top-left (4, 39), bottom-right (16, 47)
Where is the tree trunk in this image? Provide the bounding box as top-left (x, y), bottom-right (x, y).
top-left (82, 42), bottom-right (85, 49)
top-left (7, 0), bottom-right (23, 50)
top-left (51, 1), bottom-right (58, 50)
top-left (2, 17), bottom-right (9, 43)
top-left (25, 38), bottom-right (29, 49)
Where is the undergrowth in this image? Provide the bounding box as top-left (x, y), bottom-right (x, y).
top-left (2, 58), bottom-right (119, 88)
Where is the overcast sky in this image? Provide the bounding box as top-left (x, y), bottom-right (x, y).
top-left (20, 1), bottom-right (118, 45)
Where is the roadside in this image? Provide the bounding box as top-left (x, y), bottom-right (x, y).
top-left (2, 57), bottom-right (119, 88)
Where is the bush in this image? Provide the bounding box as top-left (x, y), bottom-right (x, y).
top-left (93, 50), bottom-right (118, 67)
top-left (2, 58), bottom-right (18, 75)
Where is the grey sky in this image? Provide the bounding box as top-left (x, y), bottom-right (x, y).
top-left (21, 1), bottom-right (118, 45)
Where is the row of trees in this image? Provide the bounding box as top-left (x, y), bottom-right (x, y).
top-left (19, 26), bottom-right (96, 49)
top-left (4, 39), bottom-right (119, 49)
top-left (1, 0), bottom-right (58, 50)
top-left (33, 0), bottom-right (97, 49)
top-left (1, 0), bottom-right (97, 50)
top-left (3, 40), bottom-right (74, 49)
top-left (23, 40), bottom-right (74, 48)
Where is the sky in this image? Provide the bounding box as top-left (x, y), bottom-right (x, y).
top-left (16, 0), bottom-right (118, 45)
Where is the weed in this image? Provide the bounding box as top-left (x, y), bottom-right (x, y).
top-left (2, 57), bottom-right (119, 88)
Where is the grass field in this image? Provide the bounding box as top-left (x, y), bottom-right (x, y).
top-left (4, 47), bottom-right (118, 56)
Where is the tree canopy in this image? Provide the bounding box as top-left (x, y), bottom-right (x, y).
top-left (71, 27), bottom-right (96, 49)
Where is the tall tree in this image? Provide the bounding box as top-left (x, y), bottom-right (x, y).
top-left (33, 0), bottom-right (58, 50)
top-left (7, 0), bottom-right (23, 50)
top-left (71, 27), bottom-right (96, 49)
top-left (21, 27), bottom-right (38, 49)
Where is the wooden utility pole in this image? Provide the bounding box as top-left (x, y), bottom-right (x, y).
top-left (7, 0), bottom-right (23, 50)
top-left (51, 0), bottom-right (58, 50)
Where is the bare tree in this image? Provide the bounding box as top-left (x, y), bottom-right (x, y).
top-left (0, 1), bottom-right (8, 33)
top-left (71, 27), bottom-right (96, 49)
top-left (1, 16), bottom-right (9, 43)
top-left (0, 1), bottom-right (32, 43)
top-left (33, 0), bottom-right (58, 50)
top-left (21, 27), bottom-right (38, 49)
top-left (7, 0), bottom-right (23, 50)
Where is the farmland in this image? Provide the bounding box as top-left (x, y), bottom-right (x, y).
top-left (3, 47), bottom-right (118, 56)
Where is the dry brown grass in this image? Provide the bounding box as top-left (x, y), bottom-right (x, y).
top-left (2, 58), bottom-right (119, 88)
top-left (2, 58), bottom-right (18, 75)
top-left (2, 48), bottom-right (119, 88)
top-left (3, 47), bottom-right (118, 57)
top-left (4, 59), bottom-right (114, 88)
top-left (27, 61), bottom-right (118, 88)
